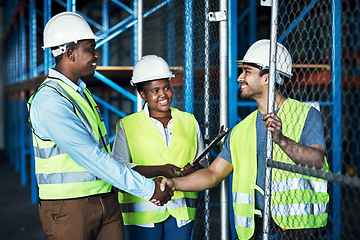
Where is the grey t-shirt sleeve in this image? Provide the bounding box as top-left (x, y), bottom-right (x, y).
top-left (299, 107), bottom-right (326, 148)
top-left (218, 129), bottom-right (233, 163)
top-left (216, 106), bottom-right (325, 165)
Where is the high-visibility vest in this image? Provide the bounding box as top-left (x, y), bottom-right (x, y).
top-left (230, 98), bottom-right (329, 239)
top-left (27, 77), bottom-right (112, 200)
top-left (118, 108), bottom-right (198, 225)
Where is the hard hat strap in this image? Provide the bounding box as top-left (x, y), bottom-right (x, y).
top-left (51, 44), bottom-right (68, 57)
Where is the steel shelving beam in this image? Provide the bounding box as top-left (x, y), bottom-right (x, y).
top-left (331, 1), bottom-right (342, 239)
top-left (29, 0), bottom-right (37, 78)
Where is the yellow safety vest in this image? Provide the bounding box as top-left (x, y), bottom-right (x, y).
top-left (230, 98), bottom-right (329, 239)
top-left (118, 108), bottom-right (198, 225)
top-left (27, 77), bottom-right (112, 200)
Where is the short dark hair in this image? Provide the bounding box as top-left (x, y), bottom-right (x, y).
top-left (259, 68), bottom-right (283, 90)
top-left (135, 81), bottom-right (151, 94)
top-left (260, 68), bottom-right (269, 77)
top-left (51, 41), bottom-right (82, 64)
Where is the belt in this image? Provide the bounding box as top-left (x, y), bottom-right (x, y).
top-left (87, 190), bottom-right (115, 199)
top-left (39, 189), bottom-right (116, 202)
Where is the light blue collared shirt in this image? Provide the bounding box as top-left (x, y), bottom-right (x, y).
top-left (29, 69), bottom-right (155, 200)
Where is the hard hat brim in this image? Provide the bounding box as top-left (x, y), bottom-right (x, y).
top-left (42, 36), bottom-right (103, 49)
top-left (235, 60), bottom-right (293, 78)
top-left (131, 74), bottom-right (175, 87)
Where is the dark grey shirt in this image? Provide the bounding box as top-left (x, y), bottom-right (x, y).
top-left (218, 107), bottom-right (326, 211)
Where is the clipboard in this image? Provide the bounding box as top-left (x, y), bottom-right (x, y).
top-left (193, 125), bottom-right (232, 164)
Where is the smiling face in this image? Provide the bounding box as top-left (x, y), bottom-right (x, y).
top-left (139, 78), bottom-right (173, 117)
top-left (237, 64), bottom-right (268, 100)
top-left (72, 39), bottom-right (99, 77)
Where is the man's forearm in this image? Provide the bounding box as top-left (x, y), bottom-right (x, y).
top-left (278, 136), bottom-right (325, 169)
top-left (172, 168), bottom-right (220, 192)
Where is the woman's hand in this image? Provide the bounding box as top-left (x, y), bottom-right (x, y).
top-left (180, 162), bottom-right (203, 177)
top-left (160, 164), bottom-right (181, 178)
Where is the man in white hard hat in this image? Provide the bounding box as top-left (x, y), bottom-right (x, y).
top-left (161, 39), bottom-right (329, 239)
top-left (27, 12), bottom-right (173, 240)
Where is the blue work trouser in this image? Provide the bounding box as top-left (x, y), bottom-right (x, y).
top-left (124, 216), bottom-right (193, 240)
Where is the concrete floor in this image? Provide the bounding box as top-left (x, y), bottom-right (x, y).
top-left (0, 152), bottom-right (45, 240)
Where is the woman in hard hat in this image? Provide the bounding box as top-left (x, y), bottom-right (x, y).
top-left (112, 55), bottom-right (204, 240)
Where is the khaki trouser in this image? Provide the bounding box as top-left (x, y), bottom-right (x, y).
top-left (38, 191), bottom-right (124, 240)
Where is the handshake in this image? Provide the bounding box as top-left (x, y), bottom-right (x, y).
top-left (149, 162), bottom-right (199, 206)
top-left (150, 177), bottom-right (175, 206)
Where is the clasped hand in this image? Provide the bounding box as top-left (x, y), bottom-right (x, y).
top-left (150, 177), bottom-right (174, 206)
top-left (150, 162), bottom-right (201, 206)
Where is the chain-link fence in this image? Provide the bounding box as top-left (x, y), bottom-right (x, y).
top-left (142, 1), bottom-right (222, 239)
top-left (100, 0), bottom-right (360, 239)
top-left (34, 1), bottom-right (358, 239)
top-left (259, 1), bottom-right (360, 240)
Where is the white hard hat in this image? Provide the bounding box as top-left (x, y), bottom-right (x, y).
top-left (236, 39), bottom-right (292, 84)
top-left (43, 12), bottom-right (102, 57)
top-left (131, 55), bottom-right (175, 86)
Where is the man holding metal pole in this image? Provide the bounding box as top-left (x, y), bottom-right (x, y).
top-left (161, 39), bottom-right (329, 239)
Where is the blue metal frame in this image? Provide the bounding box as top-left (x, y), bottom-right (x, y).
top-left (102, 0), bottom-right (110, 66)
top-left (29, 0), bottom-right (37, 78)
top-left (331, 1), bottom-right (342, 239)
top-left (228, 2), bottom-right (238, 239)
top-left (184, 0), bottom-right (194, 114)
top-left (2, 1), bottom-right (345, 238)
top-left (167, 0), bottom-right (175, 66)
top-left (228, 1), bottom-right (342, 239)
top-left (43, 0), bottom-right (51, 74)
top-left (228, 0), bottom-right (257, 128)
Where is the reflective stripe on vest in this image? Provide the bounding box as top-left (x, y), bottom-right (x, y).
top-left (271, 202), bottom-right (327, 217)
top-left (32, 136), bottom-right (108, 159)
top-left (119, 108), bottom-right (197, 225)
top-left (234, 215), bottom-right (253, 229)
top-left (233, 191), bottom-right (253, 205)
top-left (233, 191), bottom-right (254, 229)
top-left (271, 178), bottom-right (328, 193)
top-left (37, 171), bottom-right (101, 184)
top-left (230, 98), bottom-right (329, 239)
top-left (28, 78), bottom-right (112, 199)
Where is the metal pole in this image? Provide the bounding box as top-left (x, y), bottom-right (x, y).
top-left (167, 0), bottom-right (175, 66)
top-left (249, 0), bottom-right (257, 44)
top-left (331, 0), bottom-right (342, 239)
top-left (203, 1), bottom-right (210, 239)
top-left (228, 0), bottom-right (238, 128)
top-left (228, 0), bottom-right (238, 238)
top-left (20, 91), bottom-right (26, 186)
top-left (20, 3), bottom-right (26, 81)
top-left (29, 0), bottom-right (37, 78)
top-left (44, 0), bottom-right (51, 73)
top-left (29, 94), bottom-right (38, 204)
top-left (102, 0), bottom-right (109, 66)
top-left (263, 0), bottom-right (279, 239)
top-left (136, 0), bottom-right (143, 112)
top-left (219, 0), bottom-right (229, 239)
top-left (14, 22), bottom-right (18, 83)
top-left (67, 0), bottom-right (76, 12)
top-left (184, 0), bottom-right (194, 114)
